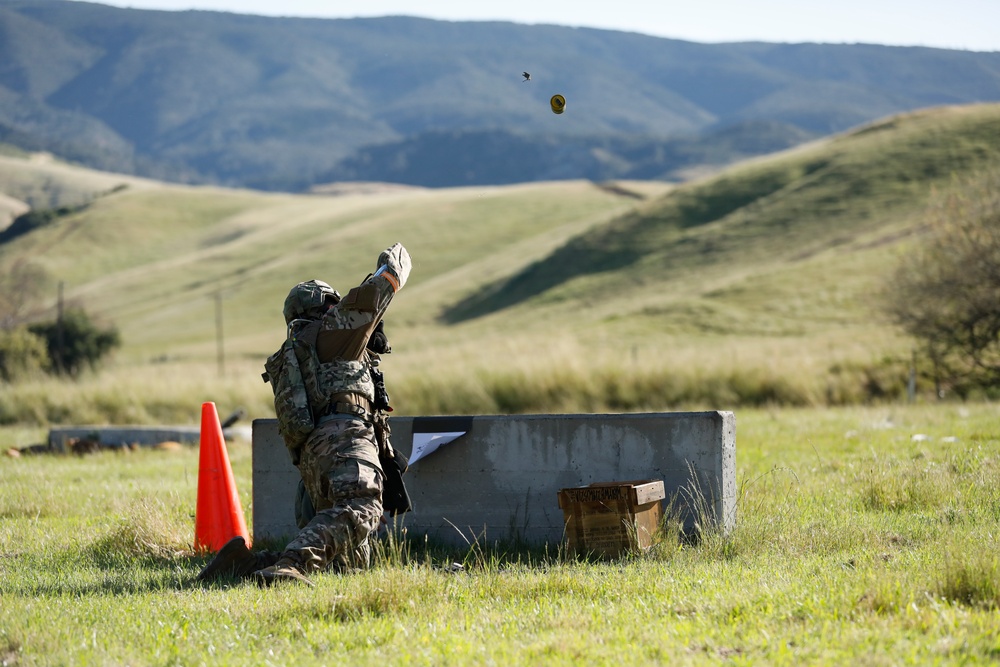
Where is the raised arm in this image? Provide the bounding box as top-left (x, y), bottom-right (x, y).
top-left (315, 243), bottom-right (411, 362)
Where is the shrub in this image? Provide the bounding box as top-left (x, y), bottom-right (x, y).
top-left (28, 308), bottom-right (121, 377)
top-left (0, 327), bottom-right (50, 382)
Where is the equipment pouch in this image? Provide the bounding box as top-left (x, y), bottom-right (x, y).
top-left (263, 338), bottom-right (314, 457)
top-left (342, 282), bottom-right (381, 312)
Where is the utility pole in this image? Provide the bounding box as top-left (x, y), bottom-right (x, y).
top-left (908, 349), bottom-right (916, 403)
top-left (55, 281), bottom-right (65, 374)
top-left (215, 290), bottom-right (225, 378)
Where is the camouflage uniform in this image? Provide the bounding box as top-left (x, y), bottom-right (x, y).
top-left (258, 243), bottom-right (411, 584)
top-left (281, 419), bottom-right (383, 571)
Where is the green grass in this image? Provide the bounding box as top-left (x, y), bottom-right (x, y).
top-left (2, 404), bottom-right (999, 664)
top-left (448, 104), bottom-right (1000, 324)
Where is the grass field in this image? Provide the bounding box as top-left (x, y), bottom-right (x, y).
top-left (2, 403), bottom-right (999, 665)
top-left (2, 104), bottom-right (1000, 664)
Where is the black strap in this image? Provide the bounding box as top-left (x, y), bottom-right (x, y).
top-left (318, 401), bottom-right (372, 422)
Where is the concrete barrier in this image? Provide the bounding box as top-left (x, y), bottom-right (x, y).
top-left (253, 411), bottom-right (735, 547)
top-left (47, 425), bottom-right (252, 452)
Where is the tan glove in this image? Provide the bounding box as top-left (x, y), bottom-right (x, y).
top-left (376, 243), bottom-right (411, 290)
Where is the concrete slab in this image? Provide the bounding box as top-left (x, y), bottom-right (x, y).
top-left (253, 411), bottom-right (735, 547)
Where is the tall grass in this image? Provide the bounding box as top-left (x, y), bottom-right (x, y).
top-left (0, 360), bottom-right (275, 427)
top-left (0, 353), bottom-right (901, 427)
top-left (0, 327), bottom-right (929, 427)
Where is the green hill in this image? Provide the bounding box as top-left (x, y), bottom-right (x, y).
top-left (448, 103), bottom-right (1000, 324)
top-left (1, 103), bottom-right (999, 422)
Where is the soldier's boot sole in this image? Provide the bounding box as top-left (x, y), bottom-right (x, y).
top-left (252, 565), bottom-right (315, 588)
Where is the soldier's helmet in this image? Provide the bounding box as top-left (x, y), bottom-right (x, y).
top-left (283, 279), bottom-right (341, 324)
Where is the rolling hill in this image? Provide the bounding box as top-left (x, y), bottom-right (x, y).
top-left (447, 104), bottom-right (1000, 323)
top-left (1, 103), bottom-right (999, 418)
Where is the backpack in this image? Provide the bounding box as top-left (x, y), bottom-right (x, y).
top-left (262, 320), bottom-right (320, 455)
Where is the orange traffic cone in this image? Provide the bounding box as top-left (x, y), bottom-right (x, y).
top-left (194, 401), bottom-right (250, 553)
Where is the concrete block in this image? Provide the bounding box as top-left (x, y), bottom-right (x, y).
top-left (253, 411), bottom-right (735, 547)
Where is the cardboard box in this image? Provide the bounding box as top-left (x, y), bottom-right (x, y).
top-left (558, 479), bottom-right (665, 559)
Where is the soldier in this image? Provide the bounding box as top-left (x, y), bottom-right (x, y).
top-left (198, 242), bottom-right (411, 587)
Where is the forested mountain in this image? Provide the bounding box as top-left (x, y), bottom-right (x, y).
top-left (2, 0), bottom-right (999, 190)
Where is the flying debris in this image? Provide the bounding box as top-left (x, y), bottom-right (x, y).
top-left (550, 94), bottom-right (566, 114)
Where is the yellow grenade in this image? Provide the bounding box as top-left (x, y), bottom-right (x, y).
top-left (550, 94), bottom-right (566, 115)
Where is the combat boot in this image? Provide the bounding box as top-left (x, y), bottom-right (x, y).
top-left (197, 537), bottom-right (280, 582)
top-left (252, 560), bottom-right (315, 588)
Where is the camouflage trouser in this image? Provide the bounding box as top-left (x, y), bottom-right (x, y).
top-left (278, 418), bottom-right (384, 574)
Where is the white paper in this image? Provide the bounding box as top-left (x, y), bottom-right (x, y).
top-left (408, 431), bottom-right (466, 466)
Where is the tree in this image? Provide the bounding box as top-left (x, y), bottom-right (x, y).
top-left (884, 167), bottom-right (1000, 394)
top-left (0, 258), bottom-right (48, 330)
top-left (28, 308), bottom-right (121, 377)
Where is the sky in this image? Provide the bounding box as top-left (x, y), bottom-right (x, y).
top-left (73, 0), bottom-right (1000, 52)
